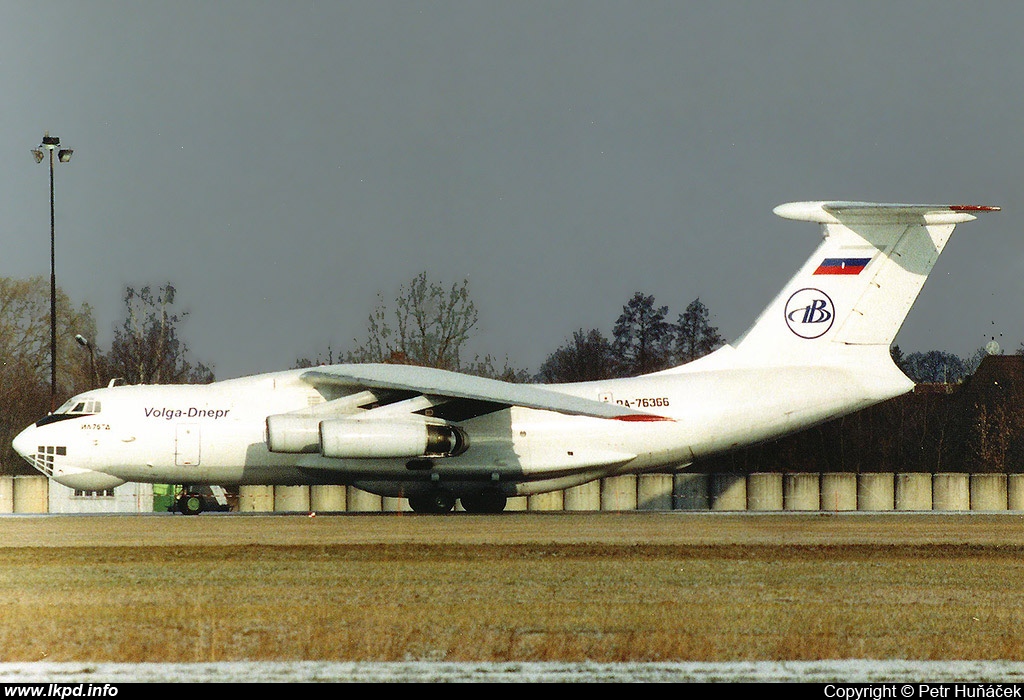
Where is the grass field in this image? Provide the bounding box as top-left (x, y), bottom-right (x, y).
top-left (2, 512), bottom-right (1024, 663)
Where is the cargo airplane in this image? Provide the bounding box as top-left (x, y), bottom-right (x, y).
top-left (12, 201), bottom-right (999, 513)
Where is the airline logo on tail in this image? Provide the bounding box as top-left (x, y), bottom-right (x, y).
top-left (813, 257), bottom-right (871, 275)
top-left (785, 288), bottom-right (835, 339)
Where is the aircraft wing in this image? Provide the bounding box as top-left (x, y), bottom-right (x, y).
top-left (300, 364), bottom-right (659, 420)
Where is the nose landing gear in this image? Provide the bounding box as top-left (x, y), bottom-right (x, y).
top-left (174, 492), bottom-right (205, 515)
top-left (170, 485), bottom-right (232, 515)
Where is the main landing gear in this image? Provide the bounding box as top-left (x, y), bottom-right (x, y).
top-left (406, 492), bottom-right (508, 514)
top-left (407, 493), bottom-right (456, 514)
top-left (459, 493), bottom-right (508, 514)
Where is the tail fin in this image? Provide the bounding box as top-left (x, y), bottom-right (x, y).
top-left (731, 201), bottom-right (999, 363)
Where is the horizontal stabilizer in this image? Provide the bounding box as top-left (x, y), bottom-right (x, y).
top-left (774, 201), bottom-right (1000, 225)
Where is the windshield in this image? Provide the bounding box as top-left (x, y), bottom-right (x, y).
top-left (54, 397), bottom-right (102, 415)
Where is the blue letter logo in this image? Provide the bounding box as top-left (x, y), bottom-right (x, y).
top-left (784, 288), bottom-right (835, 339)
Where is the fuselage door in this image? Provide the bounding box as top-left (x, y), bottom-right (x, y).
top-left (175, 423), bottom-right (201, 466)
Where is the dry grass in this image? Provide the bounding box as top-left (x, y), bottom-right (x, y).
top-left (2, 513), bottom-right (1024, 663)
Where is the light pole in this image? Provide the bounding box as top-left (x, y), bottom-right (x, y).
top-left (75, 334), bottom-right (96, 389)
top-left (32, 132), bottom-right (73, 412)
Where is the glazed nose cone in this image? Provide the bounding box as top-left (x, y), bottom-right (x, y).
top-left (12, 425), bottom-right (36, 465)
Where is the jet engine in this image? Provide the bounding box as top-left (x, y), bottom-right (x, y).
top-left (266, 413), bottom-right (468, 459)
top-left (266, 414), bottom-right (321, 454)
top-left (319, 418), bottom-right (468, 459)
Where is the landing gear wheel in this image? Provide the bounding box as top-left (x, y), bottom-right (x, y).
top-left (177, 494), bottom-right (204, 515)
top-left (408, 493), bottom-right (456, 514)
top-left (460, 493), bottom-right (508, 514)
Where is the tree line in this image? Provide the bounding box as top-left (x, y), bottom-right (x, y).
top-left (295, 273), bottom-right (729, 383)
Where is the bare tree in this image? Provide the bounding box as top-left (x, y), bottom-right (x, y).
top-left (968, 403), bottom-right (1015, 473)
top-left (105, 284), bottom-right (214, 385)
top-left (464, 354), bottom-right (532, 382)
top-left (294, 273), bottom-right (529, 380)
top-left (347, 272), bottom-right (480, 371)
top-left (898, 350), bottom-right (969, 384)
top-left (0, 276), bottom-right (96, 474)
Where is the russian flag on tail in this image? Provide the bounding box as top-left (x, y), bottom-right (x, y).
top-left (813, 257), bottom-right (871, 275)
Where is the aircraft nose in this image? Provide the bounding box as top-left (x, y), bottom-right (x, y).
top-left (12, 425), bottom-right (35, 462)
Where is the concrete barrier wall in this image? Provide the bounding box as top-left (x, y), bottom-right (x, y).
top-left (747, 473), bottom-right (783, 511)
top-left (274, 485), bottom-right (310, 512)
top-left (14, 472), bottom-right (1024, 514)
top-left (970, 474), bottom-right (1007, 511)
top-left (785, 473), bottom-right (820, 511)
top-left (895, 473), bottom-right (932, 511)
top-left (310, 485), bottom-right (346, 512)
top-left (601, 475), bottom-right (637, 511)
top-left (673, 473), bottom-right (709, 510)
top-left (710, 473), bottom-right (746, 511)
top-left (528, 490), bottom-right (564, 511)
top-left (505, 496), bottom-right (529, 511)
top-left (637, 474), bottom-right (673, 511)
top-left (13, 476), bottom-right (48, 513)
top-left (382, 496), bottom-right (412, 512)
top-left (564, 481), bottom-right (601, 511)
top-left (933, 473), bottom-right (970, 511)
top-left (1008, 475), bottom-right (1024, 511)
top-left (239, 485), bottom-right (274, 512)
top-left (819, 473), bottom-right (855, 511)
top-left (0, 476), bottom-right (13, 514)
top-left (858, 473), bottom-right (894, 511)
top-left (347, 488), bottom-right (383, 512)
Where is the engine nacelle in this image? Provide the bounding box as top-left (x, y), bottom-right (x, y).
top-left (319, 418), bottom-right (468, 459)
top-left (266, 414), bottom-right (321, 454)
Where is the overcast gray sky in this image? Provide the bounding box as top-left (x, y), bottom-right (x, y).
top-left (3, 2), bottom-right (1021, 380)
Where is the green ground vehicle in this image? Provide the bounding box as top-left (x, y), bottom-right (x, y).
top-left (154, 484), bottom-right (232, 515)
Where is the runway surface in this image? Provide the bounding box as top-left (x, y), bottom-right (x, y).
top-left (6, 509), bottom-right (1024, 548)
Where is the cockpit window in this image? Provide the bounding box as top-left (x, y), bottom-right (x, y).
top-left (37, 398), bottom-right (101, 427)
top-left (54, 398), bottom-right (101, 415)
top-left (54, 398), bottom-right (77, 414)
